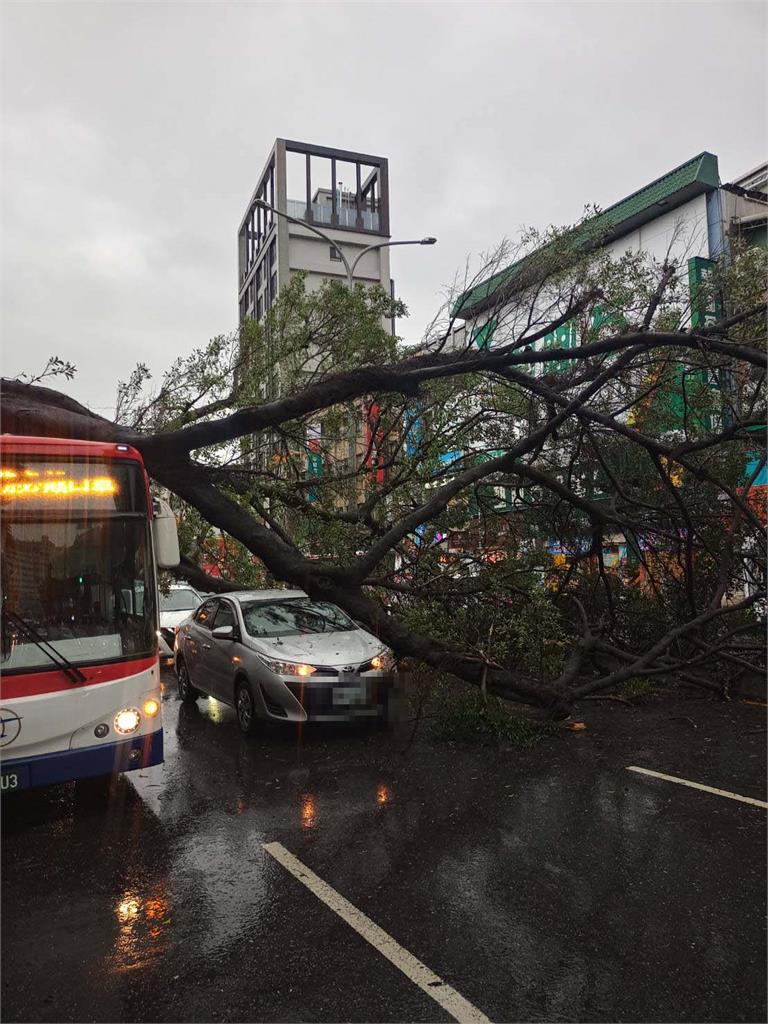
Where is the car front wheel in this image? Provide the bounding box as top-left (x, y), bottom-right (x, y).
top-left (235, 677), bottom-right (258, 735)
top-left (177, 660), bottom-right (200, 704)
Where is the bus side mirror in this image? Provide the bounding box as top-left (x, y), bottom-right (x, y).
top-left (152, 498), bottom-right (180, 568)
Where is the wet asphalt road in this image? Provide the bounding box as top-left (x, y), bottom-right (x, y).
top-left (2, 675), bottom-right (766, 1024)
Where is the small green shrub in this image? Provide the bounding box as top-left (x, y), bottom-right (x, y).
top-left (622, 677), bottom-right (655, 700)
top-left (429, 690), bottom-right (540, 748)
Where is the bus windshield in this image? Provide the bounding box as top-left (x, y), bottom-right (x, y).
top-left (1, 457), bottom-right (156, 673)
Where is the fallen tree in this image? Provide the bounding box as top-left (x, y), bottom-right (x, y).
top-left (3, 237), bottom-right (766, 716)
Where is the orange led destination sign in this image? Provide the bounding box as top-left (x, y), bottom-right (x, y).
top-left (0, 469), bottom-right (119, 501)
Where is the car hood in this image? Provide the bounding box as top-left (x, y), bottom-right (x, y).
top-left (248, 630), bottom-right (382, 666)
top-left (159, 609), bottom-right (196, 629)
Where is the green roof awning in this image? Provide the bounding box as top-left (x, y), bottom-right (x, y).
top-left (454, 152), bottom-right (720, 319)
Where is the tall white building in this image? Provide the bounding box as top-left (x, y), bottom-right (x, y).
top-left (236, 140), bottom-right (396, 491)
top-left (237, 139), bottom-right (392, 324)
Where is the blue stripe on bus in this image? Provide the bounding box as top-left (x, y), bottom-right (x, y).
top-left (1, 730), bottom-right (163, 790)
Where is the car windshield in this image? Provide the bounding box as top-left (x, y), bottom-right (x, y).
top-left (159, 588), bottom-right (201, 612)
top-left (240, 598), bottom-right (356, 638)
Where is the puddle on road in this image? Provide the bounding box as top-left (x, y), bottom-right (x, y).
top-left (116, 694), bottom-right (412, 960)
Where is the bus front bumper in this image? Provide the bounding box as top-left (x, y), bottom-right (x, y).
top-left (0, 730), bottom-right (163, 793)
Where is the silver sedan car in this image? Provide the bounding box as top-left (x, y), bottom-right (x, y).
top-left (174, 590), bottom-right (395, 732)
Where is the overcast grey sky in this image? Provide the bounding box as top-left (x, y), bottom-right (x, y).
top-left (2, 0), bottom-right (765, 413)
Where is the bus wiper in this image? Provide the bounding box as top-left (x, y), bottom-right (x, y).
top-left (2, 610), bottom-right (87, 684)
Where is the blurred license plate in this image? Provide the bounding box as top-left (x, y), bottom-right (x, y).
top-left (1, 765), bottom-right (30, 793)
top-left (333, 682), bottom-right (366, 706)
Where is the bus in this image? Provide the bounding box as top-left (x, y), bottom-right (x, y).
top-left (0, 436), bottom-right (179, 792)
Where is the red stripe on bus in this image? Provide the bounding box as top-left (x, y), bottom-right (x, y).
top-left (0, 655), bottom-right (158, 699)
top-left (0, 436), bottom-right (145, 463)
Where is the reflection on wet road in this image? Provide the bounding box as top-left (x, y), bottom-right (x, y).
top-left (2, 678), bottom-right (766, 1023)
top-left (110, 884), bottom-right (171, 974)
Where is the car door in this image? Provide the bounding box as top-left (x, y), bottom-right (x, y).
top-left (204, 600), bottom-right (240, 702)
top-left (183, 598), bottom-right (218, 693)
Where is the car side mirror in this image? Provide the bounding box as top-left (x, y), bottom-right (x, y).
top-left (212, 625), bottom-right (234, 640)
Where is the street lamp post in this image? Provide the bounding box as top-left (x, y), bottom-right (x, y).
top-left (253, 198), bottom-right (436, 289)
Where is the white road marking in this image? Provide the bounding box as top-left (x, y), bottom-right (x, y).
top-left (262, 841), bottom-right (491, 1024)
top-left (626, 766), bottom-right (768, 809)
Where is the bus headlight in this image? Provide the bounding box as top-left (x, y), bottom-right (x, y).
top-left (142, 698), bottom-right (160, 718)
top-left (114, 708), bottom-right (141, 735)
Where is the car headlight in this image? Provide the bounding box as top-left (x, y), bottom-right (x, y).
top-left (258, 655), bottom-right (316, 677)
top-left (370, 650), bottom-right (395, 671)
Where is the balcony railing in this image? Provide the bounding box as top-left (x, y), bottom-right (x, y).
top-left (286, 199), bottom-right (379, 232)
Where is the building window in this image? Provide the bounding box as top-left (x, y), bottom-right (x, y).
top-left (330, 246), bottom-right (342, 262)
top-left (271, 272), bottom-right (277, 301)
top-left (268, 239), bottom-right (276, 268)
top-left (256, 264), bottom-right (262, 291)
top-left (257, 296), bottom-right (263, 321)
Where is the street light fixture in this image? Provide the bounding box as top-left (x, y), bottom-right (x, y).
top-left (253, 198), bottom-right (437, 289)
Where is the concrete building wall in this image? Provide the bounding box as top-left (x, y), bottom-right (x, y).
top-left (602, 194), bottom-right (709, 263)
top-left (721, 162), bottom-right (768, 250)
top-left (286, 228), bottom-right (390, 291)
